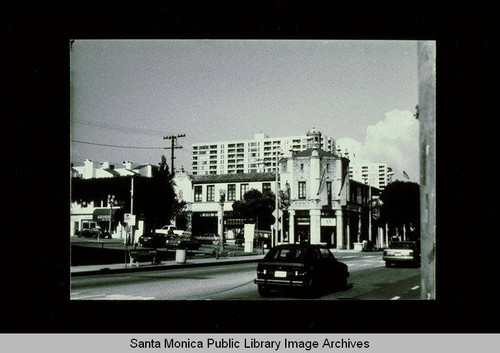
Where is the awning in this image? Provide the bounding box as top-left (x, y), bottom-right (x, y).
top-left (93, 208), bottom-right (117, 222)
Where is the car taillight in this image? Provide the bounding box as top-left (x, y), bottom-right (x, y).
top-left (295, 270), bottom-right (307, 276)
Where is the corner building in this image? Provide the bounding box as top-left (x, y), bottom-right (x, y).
top-left (176, 129), bottom-right (378, 249)
top-left (279, 129), bottom-right (351, 248)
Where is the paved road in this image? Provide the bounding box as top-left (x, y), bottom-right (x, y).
top-left (71, 252), bottom-right (421, 300)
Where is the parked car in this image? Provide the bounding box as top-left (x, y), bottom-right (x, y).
top-left (254, 244), bottom-right (349, 296)
top-left (155, 225), bottom-right (184, 236)
top-left (166, 235), bottom-right (201, 250)
top-left (194, 233), bottom-right (215, 244)
top-left (78, 227), bottom-right (111, 239)
top-left (383, 241), bottom-right (420, 267)
top-left (138, 233), bottom-right (168, 248)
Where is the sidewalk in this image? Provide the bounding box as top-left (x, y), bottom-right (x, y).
top-left (71, 253), bottom-right (266, 277)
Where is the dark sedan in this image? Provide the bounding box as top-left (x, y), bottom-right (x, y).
top-left (254, 244), bottom-right (349, 296)
top-left (165, 235), bottom-right (201, 250)
top-left (138, 233), bottom-right (168, 248)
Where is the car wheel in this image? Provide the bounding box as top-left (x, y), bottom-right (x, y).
top-left (258, 285), bottom-right (270, 297)
top-left (385, 261), bottom-right (391, 268)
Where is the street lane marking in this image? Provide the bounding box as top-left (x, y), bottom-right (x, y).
top-left (411, 286), bottom-right (420, 290)
top-left (391, 296), bottom-right (401, 300)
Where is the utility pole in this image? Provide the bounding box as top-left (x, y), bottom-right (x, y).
top-left (163, 134), bottom-right (186, 174)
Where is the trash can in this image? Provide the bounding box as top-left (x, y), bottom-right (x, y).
top-left (175, 249), bottom-right (187, 264)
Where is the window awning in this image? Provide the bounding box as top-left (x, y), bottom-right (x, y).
top-left (93, 208), bottom-right (117, 222)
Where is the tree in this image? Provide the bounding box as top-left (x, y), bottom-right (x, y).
top-left (379, 180), bottom-right (420, 240)
top-left (232, 189), bottom-right (276, 230)
top-left (71, 155), bottom-right (185, 233)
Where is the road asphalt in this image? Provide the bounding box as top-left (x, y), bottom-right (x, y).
top-left (70, 253), bottom-right (266, 277)
top-left (70, 248), bottom-right (365, 277)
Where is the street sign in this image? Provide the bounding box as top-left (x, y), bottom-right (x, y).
top-left (124, 213), bottom-right (136, 226)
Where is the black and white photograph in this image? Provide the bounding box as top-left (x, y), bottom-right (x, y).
top-left (69, 39), bottom-right (433, 301)
top-left (2, 2), bottom-right (499, 343)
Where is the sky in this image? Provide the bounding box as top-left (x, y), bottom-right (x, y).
top-left (71, 40), bottom-right (419, 182)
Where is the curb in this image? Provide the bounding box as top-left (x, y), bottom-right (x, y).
top-left (71, 257), bottom-right (263, 277)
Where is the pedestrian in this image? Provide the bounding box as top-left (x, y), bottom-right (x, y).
top-left (213, 234), bottom-right (222, 259)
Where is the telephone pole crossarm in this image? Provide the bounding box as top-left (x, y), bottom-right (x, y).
top-left (163, 134), bottom-right (186, 174)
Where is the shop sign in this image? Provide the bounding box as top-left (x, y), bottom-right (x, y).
top-left (96, 214), bottom-right (111, 221)
top-left (296, 217), bottom-right (310, 225)
top-left (321, 218), bottom-right (336, 226)
top-left (199, 212), bottom-right (217, 217)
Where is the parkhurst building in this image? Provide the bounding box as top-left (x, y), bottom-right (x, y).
top-left (174, 128), bottom-right (385, 249)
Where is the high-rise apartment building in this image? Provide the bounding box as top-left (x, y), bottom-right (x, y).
top-left (348, 163), bottom-right (394, 190)
top-left (191, 128), bottom-right (337, 175)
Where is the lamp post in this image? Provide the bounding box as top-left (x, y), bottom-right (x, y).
top-left (219, 188), bottom-right (226, 250)
top-left (107, 194), bottom-right (115, 241)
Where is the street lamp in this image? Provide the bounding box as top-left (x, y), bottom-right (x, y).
top-left (219, 188), bottom-right (226, 249)
top-left (107, 194), bottom-right (115, 241)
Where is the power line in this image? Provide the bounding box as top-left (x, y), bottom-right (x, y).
top-left (72, 119), bottom-right (180, 137)
top-left (72, 140), bottom-right (165, 150)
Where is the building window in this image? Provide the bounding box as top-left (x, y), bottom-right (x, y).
top-left (326, 164), bottom-right (330, 172)
top-left (326, 181), bottom-right (332, 206)
top-left (300, 164), bottom-right (304, 171)
top-left (194, 186), bottom-right (202, 202)
top-left (207, 185), bottom-right (215, 202)
top-left (240, 184), bottom-right (249, 199)
top-left (262, 183), bottom-right (271, 193)
top-left (228, 184), bottom-right (236, 201)
top-left (298, 181), bottom-right (306, 199)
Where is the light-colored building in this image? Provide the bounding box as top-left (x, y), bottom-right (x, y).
top-left (174, 171), bottom-right (277, 240)
top-left (70, 159), bottom-right (156, 238)
top-left (191, 128), bottom-right (337, 175)
top-left (176, 129), bottom-right (382, 249)
top-left (348, 163), bottom-right (394, 190)
top-left (71, 159), bottom-right (155, 179)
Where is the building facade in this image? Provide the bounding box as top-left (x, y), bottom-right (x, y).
top-left (174, 171), bottom-right (277, 241)
top-left (70, 159), bottom-right (156, 238)
top-left (72, 159), bottom-right (155, 179)
top-left (177, 129), bottom-right (381, 249)
top-left (191, 128), bottom-right (336, 175)
top-left (348, 163), bottom-right (394, 190)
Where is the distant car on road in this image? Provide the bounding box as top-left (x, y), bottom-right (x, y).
top-left (138, 233), bottom-right (168, 248)
top-left (166, 235), bottom-right (201, 250)
top-left (195, 233), bottom-right (218, 245)
top-left (383, 241), bottom-right (420, 267)
top-left (78, 227), bottom-right (111, 239)
top-left (254, 244), bottom-right (349, 296)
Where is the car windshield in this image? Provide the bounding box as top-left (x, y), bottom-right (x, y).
top-left (391, 242), bottom-right (416, 249)
top-left (267, 247), bottom-right (305, 261)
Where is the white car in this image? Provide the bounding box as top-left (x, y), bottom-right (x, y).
top-left (383, 241), bottom-right (420, 267)
top-left (155, 225), bottom-right (184, 236)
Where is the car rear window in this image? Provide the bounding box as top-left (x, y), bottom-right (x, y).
top-left (391, 242), bottom-right (416, 249)
top-left (268, 248), bottom-right (305, 261)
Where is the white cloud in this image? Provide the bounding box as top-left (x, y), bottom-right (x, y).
top-left (337, 109), bottom-right (419, 181)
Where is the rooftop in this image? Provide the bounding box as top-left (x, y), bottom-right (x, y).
top-left (192, 172), bottom-right (276, 184)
